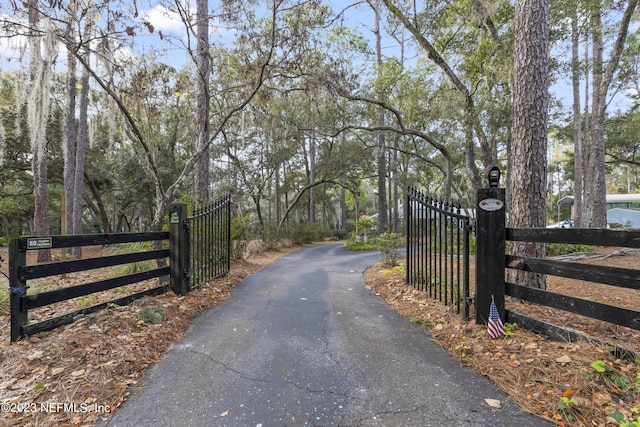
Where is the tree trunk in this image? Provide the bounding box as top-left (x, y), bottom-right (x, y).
top-left (195, 0), bottom-right (210, 205)
top-left (253, 195), bottom-right (264, 229)
top-left (275, 163), bottom-right (281, 225)
top-left (63, 2), bottom-right (77, 241)
top-left (72, 13), bottom-right (93, 255)
top-left (587, 5), bottom-right (606, 228)
top-left (374, 0), bottom-right (388, 233)
top-left (28, 2), bottom-right (52, 262)
top-left (340, 175), bottom-right (347, 233)
top-left (580, 35), bottom-right (591, 228)
top-left (86, 174), bottom-right (112, 233)
top-left (510, 0), bottom-right (549, 289)
top-left (391, 137), bottom-right (399, 232)
top-left (585, 0), bottom-right (637, 228)
top-left (309, 136), bottom-right (316, 222)
top-left (322, 182), bottom-right (327, 230)
top-left (465, 109), bottom-right (482, 191)
top-left (571, 9), bottom-right (583, 227)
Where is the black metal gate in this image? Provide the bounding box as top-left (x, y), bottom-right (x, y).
top-left (187, 195), bottom-right (231, 290)
top-left (406, 187), bottom-right (471, 319)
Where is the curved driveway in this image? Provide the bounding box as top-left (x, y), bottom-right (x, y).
top-left (98, 243), bottom-right (549, 427)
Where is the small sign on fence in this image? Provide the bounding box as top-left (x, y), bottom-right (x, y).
top-left (479, 198), bottom-right (504, 212)
top-left (26, 237), bottom-right (52, 249)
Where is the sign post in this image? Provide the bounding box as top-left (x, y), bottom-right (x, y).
top-left (475, 166), bottom-right (506, 325)
top-left (169, 203), bottom-right (189, 296)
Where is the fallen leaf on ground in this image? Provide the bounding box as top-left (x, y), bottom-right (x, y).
top-left (484, 398), bottom-right (502, 409)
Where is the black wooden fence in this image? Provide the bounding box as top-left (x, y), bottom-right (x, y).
top-left (409, 169), bottom-right (640, 352)
top-left (504, 228), bottom-right (640, 342)
top-left (406, 187), bottom-right (472, 319)
top-left (8, 196), bottom-right (231, 342)
top-left (472, 175), bottom-right (640, 344)
top-left (9, 233), bottom-right (170, 341)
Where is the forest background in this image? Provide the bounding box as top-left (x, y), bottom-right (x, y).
top-left (0, 0), bottom-right (639, 257)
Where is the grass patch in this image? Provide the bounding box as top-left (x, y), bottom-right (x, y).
top-left (0, 266), bottom-right (8, 315)
top-left (546, 243), bottom-right (597, 256)
top-left (0, 290), bottom-right (8, 315)
top-left (344, 239), bottom-right (375, 251)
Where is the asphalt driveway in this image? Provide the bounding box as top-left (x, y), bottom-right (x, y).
top-left (97, 243), bottom-right (550, 427)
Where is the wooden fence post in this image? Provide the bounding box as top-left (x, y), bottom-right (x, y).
top-left (169, 203), bottom-right (189, 296)
top-left (9, 238), bottom-right (27, 342)
top-left (475, 167), bottom-right (506, 325)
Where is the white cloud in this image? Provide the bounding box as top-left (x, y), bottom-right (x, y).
top-left (141, 4), bottom-right (188, 35)
top-left (139, 3), bottom-right (230, 41)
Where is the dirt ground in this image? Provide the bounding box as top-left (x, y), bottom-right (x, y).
top-left (1, 243), bottom-right (639, 426)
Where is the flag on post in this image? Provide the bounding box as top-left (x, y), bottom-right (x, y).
top-left (487, 297), bottom-right (504, 339)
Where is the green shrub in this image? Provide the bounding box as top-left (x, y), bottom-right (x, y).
top-left (374, 232), bottom-right (404, 266)
top-left (344, 235), bottom-right (375, 251)
top-left (260, 223), bottom-right (284, 251)
top-left (231, 213), bottom-right (252, 260)
top-left (103, 242), bottom-right (155, 275)
top-left (354, 215), bottom-right (374, 242)
top-left (468, 234), bottom-right (476, 255)
top-left (608, 222), bottom-right (624, 229)
top-left (287, 222), bottom-right (324, 245)
top-left (333, 229), bottom-right (347, 240)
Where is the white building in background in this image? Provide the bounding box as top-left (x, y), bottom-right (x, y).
top-left (555, 194), bottom-right (640, 228)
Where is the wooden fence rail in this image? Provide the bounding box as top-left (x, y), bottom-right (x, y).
top-left (409, 168), bottom-right (640, 357)
top-left (505, 227), bottom-right (640, 343)
top-left (9, 232), bottom-right (169, 342)
top-left (8, 196), bottom-right (232, 342)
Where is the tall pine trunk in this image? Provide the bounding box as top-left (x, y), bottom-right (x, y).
top-left (195, 0), bottom-right (210, 205)
top-left (373, 0), bottom-right (388, 233)
top-left (63, 2), bottom-right (77, 241)
top-left (584, 0), bottom-right (637, 228)
top-left (309, 136), bottom-right (316, 222)
top-left (581, 35), bottom-right (591, 227)
top-left (72, 12), bottom-right (93, 254)
top-left (587, 5), bottom-right (606, 228)
top-left (571, 8), bottom-right (583, 227)
top-left (510, 0), bottom-right (549, 289)
top-left (28, 2), bottom-right (54, 262)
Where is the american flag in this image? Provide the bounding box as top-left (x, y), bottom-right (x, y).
top-left (487, 298), bottom-right (504, 339)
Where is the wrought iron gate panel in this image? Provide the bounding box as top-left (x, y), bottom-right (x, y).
top-left (187, 195), bottom-right (231, 290)
top-left (406, 187), bottom-right (471, 319)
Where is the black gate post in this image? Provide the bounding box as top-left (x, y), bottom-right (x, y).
top-left (9, 238), bottom-right (27, 342)
top-left (169, 203), bottom-right (189, 296)
top-left (475, 166), bottom-right (506, 325)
